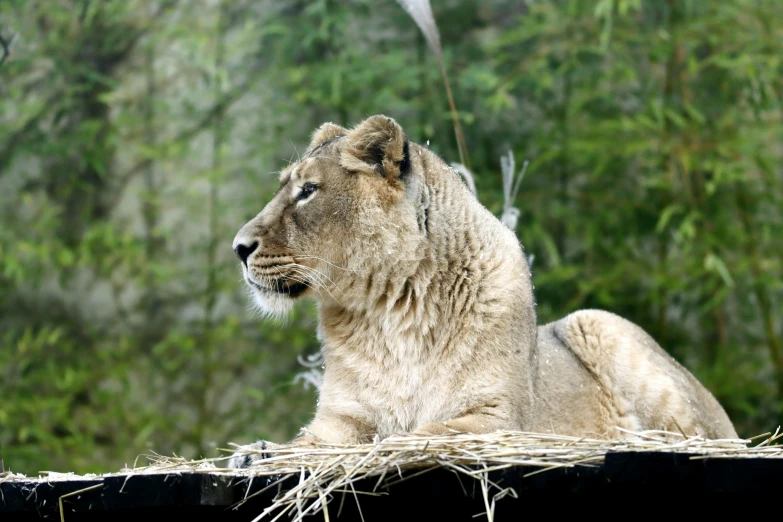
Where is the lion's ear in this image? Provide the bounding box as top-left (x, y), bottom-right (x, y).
top-left (340, 115), bottom-right (410, 181)
top-left (308, 122), bottom-right (348, 150)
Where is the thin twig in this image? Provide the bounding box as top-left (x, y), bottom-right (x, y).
top-left (58, 483), bottom-right (104, 522)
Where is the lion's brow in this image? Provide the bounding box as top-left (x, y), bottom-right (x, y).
top-left (276, 174), bottom-right (292, 194)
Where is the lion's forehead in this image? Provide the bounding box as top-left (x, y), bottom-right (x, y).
top-left (279, 157), bottom-right (325, 185)
top-left (278, 137), bottom-right (344, 185)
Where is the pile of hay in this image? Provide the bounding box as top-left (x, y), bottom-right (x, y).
top-left (3, 429), bottom-right (781, 522)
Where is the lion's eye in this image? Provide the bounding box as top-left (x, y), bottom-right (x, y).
top-left (296, 182), bottom-right (317, 201)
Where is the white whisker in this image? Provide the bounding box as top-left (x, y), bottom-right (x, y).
top-left (295, 255), bottom-right (366, 274)
top-left (273, 265), bottom-right (330, 302)
top-left (292, 264), bottom-right (345, 297)
top-left (288, 265), bottom-right (341, 302)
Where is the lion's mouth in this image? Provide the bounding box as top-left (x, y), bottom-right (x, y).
top-left (246, 274), bottom-right (309, 298)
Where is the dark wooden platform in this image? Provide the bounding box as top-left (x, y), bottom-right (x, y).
top-left (2, 451), bottom-right (780, 521)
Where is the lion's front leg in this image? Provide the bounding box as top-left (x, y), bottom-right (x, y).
top-left (414, 413), bottom-right (511, 436)
top-left (227, 411), bottom-right (374, 469)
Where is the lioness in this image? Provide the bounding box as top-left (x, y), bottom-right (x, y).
top-left (229, 115), bottom-right (736, 467)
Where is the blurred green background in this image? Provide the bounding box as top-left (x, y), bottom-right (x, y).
top-left (1, 0), bottom-right (781, 475)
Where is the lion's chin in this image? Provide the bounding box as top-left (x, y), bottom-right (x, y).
top-left (246, 278), bottom-right (308, 320)
top-left (248, 289), bottom-right (296, 320)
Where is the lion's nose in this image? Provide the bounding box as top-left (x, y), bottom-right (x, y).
top-left (233, 241), bottom-right (258, 266)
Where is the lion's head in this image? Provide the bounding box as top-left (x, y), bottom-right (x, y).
top-left (233, 115), bottom-right (431, 317)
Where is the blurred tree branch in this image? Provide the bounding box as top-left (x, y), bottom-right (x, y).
top-left (0, 32), bottom-right (8, 67)
top-left (0, 26), bottom-right (18, 69)
top-left (0, 90), bottom-right (63, 172)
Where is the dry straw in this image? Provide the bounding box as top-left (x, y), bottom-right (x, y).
top-left (214, 429), bottom-right (781, 522)
top-left (396, 0), bottom-right (470, 169)
top-left (5, 429), bottom-right (781, 522)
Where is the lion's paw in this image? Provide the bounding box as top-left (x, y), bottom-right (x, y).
top-left (226, 440), bottom-right (278, 469)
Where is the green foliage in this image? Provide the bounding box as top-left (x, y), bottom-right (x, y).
top-left (0, 0), bottom-right (781, 474)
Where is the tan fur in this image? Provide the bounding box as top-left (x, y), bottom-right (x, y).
top-left (228, 115), bottom-right (736, 467)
